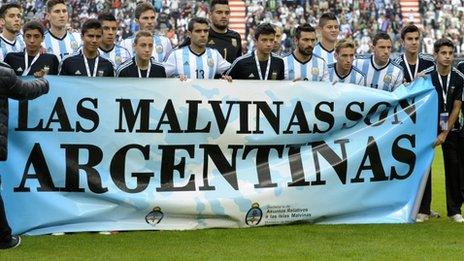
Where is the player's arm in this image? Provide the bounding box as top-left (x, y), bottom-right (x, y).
top-left (163, 51), bottom-right (178, 77)
top-left (215, 50), bottom-right (231, 76)
top-left (392, 70), bottom-right (404, 91)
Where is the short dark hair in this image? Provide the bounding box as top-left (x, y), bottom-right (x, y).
top-left (81, 19), bottom-right (102, 35)
top-left (372, 32), bottom-right (391, 46)
top-left (98, 12), bottom-right (116, 23)
top-left (434, 38), bottom-right (454, 53)
top-left (23, 21), bottom-right (45, 36)
top-left (46, 0), bottom-right (66, 12)
top-left (318, 12), bottom-right (338, 27)
top-left (188, 17), bottom-right (209, 32)
top-left (135, 2), bottom-right (155, 20)
top-left (134, 30), bottom-right (153, 44)
top-left (0, 3), bottom-right (22, 18)
top-left (210, 0), bottom-right (229, 11)
top-left (254, 23), bottom-right (275, 40)
top-left (400, 24), bottom-right (420, 40)
top-left (295, 24), bottom-right (316, 39)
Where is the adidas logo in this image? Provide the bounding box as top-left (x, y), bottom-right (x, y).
top-left (17, 67), bottom-right (23, 72)
top-left (248, 73), bottom-right (255, 78)
top-left (75, 70), bottom-right (82, 75)
top-left (208, 39), bottom-right (215, 45)
top-left (183, 61), bottom-right (189, 65)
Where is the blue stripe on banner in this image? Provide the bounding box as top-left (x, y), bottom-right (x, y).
top-left (287, 56), bottom-right (294, 80)
top-left (207, 48), bottom-right (214, 79)
top-left (154, 35), bottom-right (162, 62)
top-left (182, 47), bottom-right (190, 78)
top-left (195, 50), bottom-right (204, 79)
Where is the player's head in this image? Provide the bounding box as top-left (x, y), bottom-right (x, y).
top-left (371, 32), bottom-right (392, 65)
top-left (272, 24), bottom-right (283, 53)
top-left (135, 2), bottom-right (156, 32)
top-left (98, 13), bottom-right (118, 46)
top-left (294, 24), bottom-right (317, 56)
top-left (188, 17), bottom-right (210, 49)
top-left (0, 3), bottom-right (23, 34)
top-left (318, 12), bottom-right (339, 43)
top-left (23, 21), bottom-right (45, 54)
top-left (334, 39), bottom-right (356, 71)
top-left (46, 0), bottom-right (68, 29)
top-left (433, 38), bottom-right (454, 67)
top-left (209, 0), bottom-right (230, 31)
top-left (81, 19), bottom-right (103, 53)
top-left (400, 24), bottom-right (420, 54)
top-left (254, 23), bottom-right (276, 55)
top-left (133, 30), bottom-right (153, 62)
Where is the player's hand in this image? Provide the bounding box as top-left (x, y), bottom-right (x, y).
top-left (332, 80), bottom-right (338, 85)
top-left (434, 131), bottom-right (449, 147)
top-left (221, 75), bottom-right (232, 82)
top-left (34, 68), bottom-right (49, 78)
top-left (292, 77), bottom-right (301, 82)
top-left (179, 75), bottom-right (187, 81)
top-left (415, 72), bottom-right (426, 80)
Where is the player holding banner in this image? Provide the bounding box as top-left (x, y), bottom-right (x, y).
top-left (116, 31), bottom-right (166, 78)
top-left (164, 17), bottom-right (230, 80)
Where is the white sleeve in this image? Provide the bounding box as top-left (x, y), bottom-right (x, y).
top-left (163, 37), bottom-right (173, 60)
top-left (392, 70), bottom-right (404, 91)
top-left (120, 39), bottom-right (133, 56)
top-left (163, 50), bottom-right (178, 77)
top-left (215, 50), bottom-right (231, 75)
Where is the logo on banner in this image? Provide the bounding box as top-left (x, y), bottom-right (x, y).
top-left (145, 207), bottom-right (164, 226)
top-left (245, 203), bottom-right (262, 226)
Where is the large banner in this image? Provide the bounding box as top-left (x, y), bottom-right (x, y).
top-left (1, 77), bottom-right (437, 235)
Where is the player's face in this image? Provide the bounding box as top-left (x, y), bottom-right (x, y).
top-left (101, 20), bottom-right (118, 46)
top-left (24, 29), bottom-right (44, 53)
top-left (320, 20), bottom-right (339, 42)
top-left (83, 28), bottom-right (103, 52)
top-left (434, 46), bottom-right (454, 67)
top-left (209, 4), bottom-right (230, 31)
top-left (189, 22), bottom-right (209, 48)
top-left (255, 33), bottom-right (275, 55)
top-left (295, 31), bottom-right (317, 56)
top-left (273, 28), bottom-right (283, 53)
top-left (47, 3), bottom-right (68, 28)
top-left (402, 31), bottom-right (420, 54)
top-left (372, 39), bottom-right (392, 64)
top-left (335, 47), bottom-right (355, 71)
top-left (134, 36), bottom-right (153, 61)
top-left (0, 7), bottom-right (22, 34)
top-left (137, 10), bottom-right (156, 32)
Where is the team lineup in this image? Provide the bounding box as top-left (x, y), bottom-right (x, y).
top-left (0, 0), bottom-right (464, 233)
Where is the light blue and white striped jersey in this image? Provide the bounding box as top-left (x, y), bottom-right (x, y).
top-left (121, 34), bottom-right (172, 62)
top-left (99, 44), bottom-right (131, 66)
top-left (43, 31), bottom-right (81, 62)
top-left (353, 55), bottom-right (404, 91)
top-left (164, 46), bottom-right (231, 79)
top-left (283, 53), bottom-right (328, 81)
top-left (328, 63), bottom-right (366, 85)
top-left (0, 34), bottom-right (25, 61)
top-left (312, 42), bottom-right (335, 64)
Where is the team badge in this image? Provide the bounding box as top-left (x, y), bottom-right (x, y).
top-left (98, 70), bottom-right (104, 77)
top-left (311, 67), bottom-right (319, 76)
top-left (71, 41), bottom-right (78, 50)
top-left (383, 74), bottom-right (392, 84)
top-left (271, 71), bottom-right (277, 80)
top-left (145, 207), bottom-right (164, 226)
top-left (115, 56), bottom-right (121, 65)
top-left (231, 38), bottom-right (237, 47)
top-left (207, 58), bottom-right (214, 67)
top-left (47, 47), bottom-right (53, 54)
top-left (156, 45), bottom-right (163, 54)
top-left (245, 203), bottom-right (263, 226)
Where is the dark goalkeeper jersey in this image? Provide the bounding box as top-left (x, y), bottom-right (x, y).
top-left (4, 51), bottom-right (59, 76)
top-left (59, 51), bottom-right (114, 77)
top-left (116, 57), bottom-right (167, 78)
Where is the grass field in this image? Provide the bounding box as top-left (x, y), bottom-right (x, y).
top-left (1, 149), bottom-right (463, 260)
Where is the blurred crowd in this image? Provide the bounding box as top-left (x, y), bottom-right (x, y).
top-left (5, 0), bottom-right (464, 56)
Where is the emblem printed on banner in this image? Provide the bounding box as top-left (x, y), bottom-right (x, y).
top-left (383, 74), bottom-right (392, 84)
top-left (207, 58), bottom-right (214, 67)
top-left (145, 207), bottom-right (164, 226)
top-left (231, 38), bottom-right (237, 47)
top-left (311, 67), bottom-right (319, 76)
top-left (245, 203), bottom-right (263, 226)
top-left (156, 45), bottom-right (163, 54)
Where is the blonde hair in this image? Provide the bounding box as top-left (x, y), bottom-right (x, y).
top-left (335, 39), bottom-right (355, 53)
